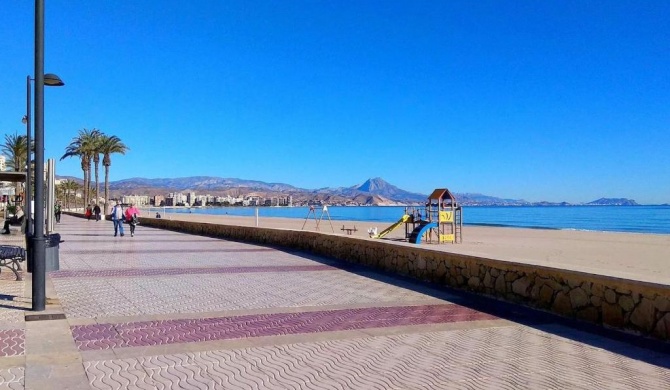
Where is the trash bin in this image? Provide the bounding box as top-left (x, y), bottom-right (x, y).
top-left (45, 233), bottom-right (61, 272)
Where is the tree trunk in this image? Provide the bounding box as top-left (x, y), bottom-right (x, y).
top-left (104, 165), bottom-right (110, 214)
top-left (94, 159), bottom-right (100, 206)
top-left (82, 165), bottom-right (88, 207)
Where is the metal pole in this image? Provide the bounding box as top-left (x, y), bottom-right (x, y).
top-left (32, 0), bottom-right (46, 311)
top-left (255, 207), bottom-right (259, 227)
top-left (25, 76), bottom-right (32, 244)
top-left (46, 159), bottom-right (55, 234)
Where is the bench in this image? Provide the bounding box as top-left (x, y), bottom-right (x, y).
top-left (341, 225), bottom-right (358, 235)
top-left (0, 245), bottom-right (25, 281)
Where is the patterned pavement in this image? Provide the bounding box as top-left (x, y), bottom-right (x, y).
top-left (72, 305), bottom-right (497, 351)
top-left (0, 215), bottom-right (669, 389)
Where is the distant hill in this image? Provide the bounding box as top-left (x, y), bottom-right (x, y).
top-left (112, 176), bottom-right (301, 192)
top-left (456, 193), bottom-right (530, 206)
top-left (312, 177), bottom-right (426, 204)
top-left (353, 177), bottom-right (427, 202)
top-left (586, 198), bottom-right (639, 206)
top-left (55, 175), bottom-right (640, 206)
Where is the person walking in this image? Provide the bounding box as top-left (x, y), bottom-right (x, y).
top-left (54, 202), bottom-right (62, 223)
top-left (93, 203), bottom-right (101, 222)
top-left (124, 203), bottom-right (140, 237)
top-left (110, 201), bottom-right (125, 237)
top-left (85, 204), bottom-right (93, 221)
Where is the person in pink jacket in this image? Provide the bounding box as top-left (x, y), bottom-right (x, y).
top-left (124, 203), bottom-right (140, 237)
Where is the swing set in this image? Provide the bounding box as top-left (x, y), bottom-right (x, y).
top-left (301, 205), bottom-right (335, 232)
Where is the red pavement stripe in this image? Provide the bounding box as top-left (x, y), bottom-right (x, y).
top-left (71, 304), bottom-right (497, 351)
top-left (65, 248), bottom-right (278, 255)
top-left (0, 329), bottom-right (25, 356)
top-left (50, 265), bottom-right (336, 278)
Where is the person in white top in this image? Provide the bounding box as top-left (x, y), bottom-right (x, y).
top-left (110, 202), bottom-right (125, 237)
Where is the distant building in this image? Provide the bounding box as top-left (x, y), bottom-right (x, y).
top-left (195, 195), bottom-right (208, 206)
top-left (152, 195), bottom-right (165, 206)
top-left (122, 195), bottom-right (149, 206)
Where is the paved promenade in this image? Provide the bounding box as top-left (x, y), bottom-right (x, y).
top-left (0, 215), bottom-right (668, 389)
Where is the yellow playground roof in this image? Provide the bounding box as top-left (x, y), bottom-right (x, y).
top-left (428, 188), bottom-right (457, 205)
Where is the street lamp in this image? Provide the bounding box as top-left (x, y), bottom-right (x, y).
top-left (22, 73), bottom-right (64, 276)
top-left (33, 0), bottom-right (65, 311)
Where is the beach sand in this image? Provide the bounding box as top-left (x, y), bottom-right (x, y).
top-left (144, 210), bottom-right (670, 285)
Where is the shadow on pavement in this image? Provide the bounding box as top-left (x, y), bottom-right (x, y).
top-left (276, 246), bottom-right (670, 368)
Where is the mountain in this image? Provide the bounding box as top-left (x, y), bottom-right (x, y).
top-left (54, 175), bottom-right (640, 206)
top-left (311, 178), bottom-right (426, 204)
top-left (586, 198), bottom-right (639, 206)
top-left (112, 176), bottom-right (301, 192)
top-left (456, 193), bottom-right (530, 206)
top-left (352, 178), bottom-right (426, 203)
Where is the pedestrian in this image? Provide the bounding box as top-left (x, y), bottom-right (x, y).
top-left (125, 203), bottom-right (140, 237)
top-left (55, 202), bottom-right (62, 223)
top-left (93, 203), bottom-right (101, 221)
top-left (110, 201), bottom-right (125, 237)
top-left (85, 204), bottom-right (93, 221)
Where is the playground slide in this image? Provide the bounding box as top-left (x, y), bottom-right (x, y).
top-left (372, 214), bottom-right (411, 239)
top-left (409, 222), bottom-right (438, 244)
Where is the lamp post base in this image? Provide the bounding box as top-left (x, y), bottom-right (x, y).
top-left (31, 235), bottom-right (46, 311)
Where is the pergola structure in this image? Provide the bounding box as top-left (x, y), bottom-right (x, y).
top-left (0, 172), bottom-right (27, 207)
top-left (0, 172), bottom-right (27, 182)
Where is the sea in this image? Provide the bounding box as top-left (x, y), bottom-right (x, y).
top-left (146, 205), bottom-right (670, 235)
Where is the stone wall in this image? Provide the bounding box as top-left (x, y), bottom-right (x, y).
top-left (67, 212), bottom-right (670, 340)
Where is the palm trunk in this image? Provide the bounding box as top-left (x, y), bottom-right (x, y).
top-left (104, 165), bottom-right (110, 214)
top-left (94, 157), bottom-right (100, 207)
top-left (82, 167), bottom-right (88, 207)
top-left (88, 160), bottom-right (92, 205)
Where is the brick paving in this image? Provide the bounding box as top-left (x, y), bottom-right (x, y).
top-left (72, 305), bottom-right (497, 351)
top-left (50, 265), bottom-right (336, 279)
top-left (0, 214), bottom-right (669, 389)
top-left (0, 330), bottom-right (24, 357)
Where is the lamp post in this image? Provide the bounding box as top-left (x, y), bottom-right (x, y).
top-left (22, 79), bottom-right (31, 243)
top-left (22, 73), bottom-right (63, 275)
top-left (32, 0), bottom-right (65, 311)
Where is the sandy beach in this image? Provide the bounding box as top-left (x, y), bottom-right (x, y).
top-left (141, 209), bottom-right (670, 285)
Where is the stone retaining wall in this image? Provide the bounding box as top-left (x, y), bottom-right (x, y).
top-left (67, 212), bottom-right (670, 340)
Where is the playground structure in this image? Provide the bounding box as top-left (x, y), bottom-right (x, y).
top-left (370, 188), bottom-right (462, 244)
top-left (301, 205), bottom-right (335, 232)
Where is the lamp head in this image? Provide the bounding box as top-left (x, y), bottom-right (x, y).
top-left (22, 115), bottom-right (28, 124)
top-left (43, 73), bottom-right (64, 87)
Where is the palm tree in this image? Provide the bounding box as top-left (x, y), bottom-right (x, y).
top-left (99, 135), bottom-right (128, 211)
top-left (2, 134), bottom-right (29, 171)
top-left (55, 181), bottom-right (66, 205)
top-left (67, 181), bottom-right (82, 210)
top-left (91, 130), bottom-right (103, 207)
top-left (61, 129), bottom-right (101, 206)
top-left (1, 134), bottom-right (29, 199)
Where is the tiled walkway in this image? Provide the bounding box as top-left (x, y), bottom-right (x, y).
top-left (0, 215), bottom-right (668, 389)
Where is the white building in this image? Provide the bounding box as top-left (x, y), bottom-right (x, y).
top-left (121, 195), bottom-right (150, 206)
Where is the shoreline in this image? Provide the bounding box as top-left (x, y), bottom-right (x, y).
top-left (140, 206), bottom-right (670, 236)
top-left (138, 208), bottom-right (670, 285)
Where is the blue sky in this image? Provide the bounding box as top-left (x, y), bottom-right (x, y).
top-left (1, 1), bottom-right (668, 204)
